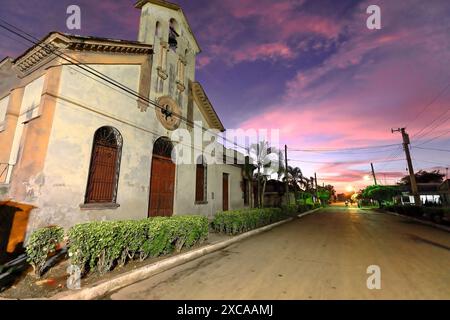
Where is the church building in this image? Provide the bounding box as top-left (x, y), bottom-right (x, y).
top-left (0, 0), bottom-right (252, 239)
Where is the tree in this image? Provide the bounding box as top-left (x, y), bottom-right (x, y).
top-left (362, 185), bottom-right (398, 207)
top-left (249, 141), bottom-right (281, 208)
top-left (287, 166), bottom-right (303, 192)
top-left (317, 188), bottom-right (331, 204)
top-left (323, 184), bottom-right (336, 200)
top-left (399, 170), bottom-right (445, 185)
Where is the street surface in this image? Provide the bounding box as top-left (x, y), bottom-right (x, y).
top-left (110, 206), bottom-right (450, 300)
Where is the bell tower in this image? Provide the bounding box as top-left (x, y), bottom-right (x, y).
top-left (135, 0), bottom-right (201, 111)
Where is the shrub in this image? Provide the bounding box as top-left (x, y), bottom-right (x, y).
top-left (298, 204), bottom-right (316, 213)
top-left (26, 226), bottom-right (64, 278)
top-left (404, 206), bottom-right (423, 217)
top-left (212, 208), bottom-right (286, 235)
top-left (68, 215), bottom-right (208, 275)
top-left (281, 204), bottom-right (299, 217)
top-left (384, 205), bottom-right (424, 217)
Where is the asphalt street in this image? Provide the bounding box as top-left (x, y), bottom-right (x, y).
top-left (110, 206), bottom-right (450, 300)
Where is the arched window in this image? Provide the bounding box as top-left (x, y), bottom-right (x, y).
top-left (154, 21), bottom-right (162, 46)
top-left (153, 136), bottom-right (174, 159)
top-left (168, 18), bottom-right (179, 51)
top-left (155, 21), bottom-right (162, 39)
top-left (85, 127), bottom-right (122, 204)
top-left (195, 156), bottom-right (207, 203)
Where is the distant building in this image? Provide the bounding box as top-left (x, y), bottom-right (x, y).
top-left (438, 179), bottom-right (450, 206)
top-left (395, 183), bottom-right (442, 205)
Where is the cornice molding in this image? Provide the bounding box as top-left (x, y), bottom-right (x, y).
top-left (192, 81), bottom-right (225, 132)
top-left (13, 33), bottom-right (153, 77)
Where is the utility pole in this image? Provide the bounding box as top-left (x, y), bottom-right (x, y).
top-left (392, 128), bottom-right (420, 206)
top-left (257, 143), bottom-right (261, 208)
top-left (371, 163), bottom-right (378, 186)
top-left (285, 145), bottom-right (289, 205)
top-left (314, 172), bottom-right (319, 203)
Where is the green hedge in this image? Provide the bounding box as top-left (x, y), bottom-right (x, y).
top-left (384, 205), bottom-right (424, 217)
top-left (281, 205), bottom-right (300, 217)
top-left (212, 208), bottom-right (284, 235)
top-left (212, 204), bottom-right (319, 236)
top-left (68, 215), bottom-right (208, 275)
top-left (26, 226), bottom-right (64, 278)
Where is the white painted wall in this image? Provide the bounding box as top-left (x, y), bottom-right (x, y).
top-left (0, 95), bottom-right (9, 131)
top-left (8, 76), bottom-right (44, 166)
top-left (15, 3), bottom-right (247, 232)
top-left (174, 162), bottom-right (245, 219)
top-left (27, 63), bottom-right (246, 230)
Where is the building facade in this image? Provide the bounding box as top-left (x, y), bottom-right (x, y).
top-left (0, 0), bottom-right (251, 239)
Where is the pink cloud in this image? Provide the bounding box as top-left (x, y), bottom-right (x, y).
top-left (194, 0), bottom-right (343, 66)
top-left (198, 42), bottom-right (295, 68)
top-left (196, 55), bottom-right (212, 69)
top-left (231, 42), bottom-right (295, 64)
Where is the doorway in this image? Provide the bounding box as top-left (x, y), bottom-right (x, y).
top-left (148, 137), bottom-right (175, 217)
top-left (223, 173), bottom-right (229, 211)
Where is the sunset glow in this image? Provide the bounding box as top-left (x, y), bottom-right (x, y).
top-left (1, 0), bottom-right (449, 193)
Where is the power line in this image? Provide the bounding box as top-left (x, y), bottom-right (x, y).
top-left (289, 146), bottom-right (401, 155)
top-left (413, 158), bottom-right (450, 167)
top-left (287, 158), bottom-right (406, 165)
top-left (413, 146), bottom-right (450, 153)
top-left (374, 145), bottom-right (404, 173)
top-left (406, 83), bottom-right (450, 130)
top-left (415, 128), bottom-right (450, 146)
top-left (413, 109), bottom-right (450, 142)
top-left (289, 143), bottom-right (400, 153)
top-left (0, 19), bottom-right (250, 153)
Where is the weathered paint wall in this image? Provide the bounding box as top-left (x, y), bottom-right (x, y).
top-left (0, 95), bottom-right (9, 131)
top-left (27, 63), bottom-right (153, 230)
top-left (139, 2), bottom-right (198, 122)
top-left (7, 70), bottom-right (58, 203)
top-left (26, 62), bottom-right (246, 230)
top-left (0, 58), bottom-right (19, 97)
top-left (0, 88), bottom-right (23, 194)
top-left (4, 3), bottom-right (247, 234)
top-left (174, 162), bottom-right (245, 218)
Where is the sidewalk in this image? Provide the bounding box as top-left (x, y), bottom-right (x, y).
top-left (52, 208), bottom-right (320, 300)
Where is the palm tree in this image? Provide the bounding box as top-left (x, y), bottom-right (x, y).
top-left (287, 166), bottom-right (303, 187)
top-left (249, 141), bottom-right (281, 208)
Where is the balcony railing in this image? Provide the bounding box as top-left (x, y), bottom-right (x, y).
top-left (0, 163), bottom-right (13, 184)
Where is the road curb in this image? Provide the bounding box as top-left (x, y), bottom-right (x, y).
top-left (51, 208), bottom-right (321, 300)
top-left (381, 210), bottom-right (450, 233)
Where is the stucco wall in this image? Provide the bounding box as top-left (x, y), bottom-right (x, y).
top-left (27, 64), bottom-right (151, 230)
top-left (5, 3), bottom-right (247, 234)
top-left (0, 95), bottom-right (9, 132)
top-left (0, 58), bottom-right (19, 97)
top-left (174, 162), bottom-right (245, 219)
top-left (26, 63), bottom-right (246, 231)
top-left (139, 2), bottom-right (198, 121)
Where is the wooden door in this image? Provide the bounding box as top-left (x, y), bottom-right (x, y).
top-left (223, 173), bottom-right (229, 211)
top-left (149, 155), bottom-right (176, 217)
top-left (86, 145), bottom-right (118, 203)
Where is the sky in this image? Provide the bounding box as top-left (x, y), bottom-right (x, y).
top-left (1, 0), bottom-right (450, 192)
